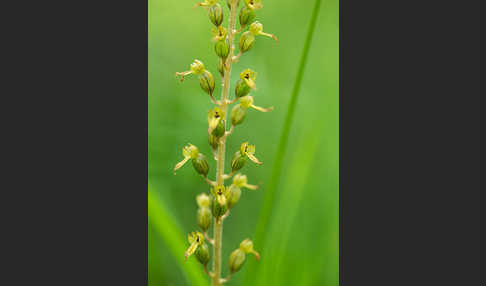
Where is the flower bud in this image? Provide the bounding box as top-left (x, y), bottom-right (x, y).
top-left (235, 79), bottom-right (251, 98)
top-left (239, 31), bottom-right (255, 53)
top-left (212, 119), bottom-right (226, 137)
top-left (192, 153), bottom-right (209, 176)
top-left (230, 104), bottom-right (246, 126)
top-left (212, 196), bottom-right (228, 218)
top-left (239, 6), bottom-right (256, 27)
top-left (208, 3), bottom-right (224, 26)
top-left (198, 70), bottom-right (215, 95)
top-left (229, 249), bottom-right (246, 273)
top-left (195, 242), bottom-right (210, 265)
top-left (197, 207), bottom-right (212, 232)
top-left (231, 150), bottom-right (247, 172)
top-left (215, 39), bottom-right (230, 59)
top-left (226, 185), bottom-right (241, 209)
top-left (197, 193), bottom-right (211, 208)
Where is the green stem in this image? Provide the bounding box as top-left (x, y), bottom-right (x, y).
top-left (243, 0), bottom-right (322, 284)
top-left (213, 1), bottom-right (238, 285)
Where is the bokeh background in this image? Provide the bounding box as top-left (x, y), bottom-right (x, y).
top-left (149, 0), bottom-right (338, 285)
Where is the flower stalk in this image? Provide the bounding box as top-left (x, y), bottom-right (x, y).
top-left (173, 0), bottom-right (276, 284)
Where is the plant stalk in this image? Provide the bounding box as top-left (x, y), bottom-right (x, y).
top-left (212, 1), bottom-right (238, 285)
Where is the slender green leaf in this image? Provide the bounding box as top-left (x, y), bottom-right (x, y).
top-left (242, 0), bottom-right (322, 284)
top-left (261, 129), bottom-right (321, 286)
top-left (148, 184), bottom-right (210, 286)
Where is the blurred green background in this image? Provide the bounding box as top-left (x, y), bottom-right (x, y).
top-left (148, 0), bottom-right (338, 285)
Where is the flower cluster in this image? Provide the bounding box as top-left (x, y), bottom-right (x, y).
top-left (172, 0), bottom-right (276, 284)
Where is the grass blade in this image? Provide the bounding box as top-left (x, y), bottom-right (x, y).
top-left (148, 183), bottom-right (210, 286)
top-left (242, 0), bottom-right (322, 284)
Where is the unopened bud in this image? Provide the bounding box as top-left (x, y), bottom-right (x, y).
top-left (199, 70), bottom-right (215, 95)
top-left (192, 153), bottom-right (209, 176)
top-left (212, 196), bottom-right (228, 218)
top-left (231, 150), bottom-right (247, 172)
top-left (229, 248), bottom-right (246, 273)
top-left (197, 207), bottom-right (212, 232)
top-left (195, 242), bottom-right (210, 265)
top-left (212, 119), bottom-right (225, 137)
top-left (235, 79), bottom-right (252, 98)
top-left (230, 104), bottom-right (246, 126)
top-left (239, 6), bottom-right (256, 27)
top-left (197, 193), bottom-right (211, 208)
top-left (227, 185), bottom-right (241, 209)
top-left (215, 39), bottom-right (230, 59)
top-left (208, 3), bottom-right (224, 26)
top-left (239, 31), bottom-right (255, 53)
